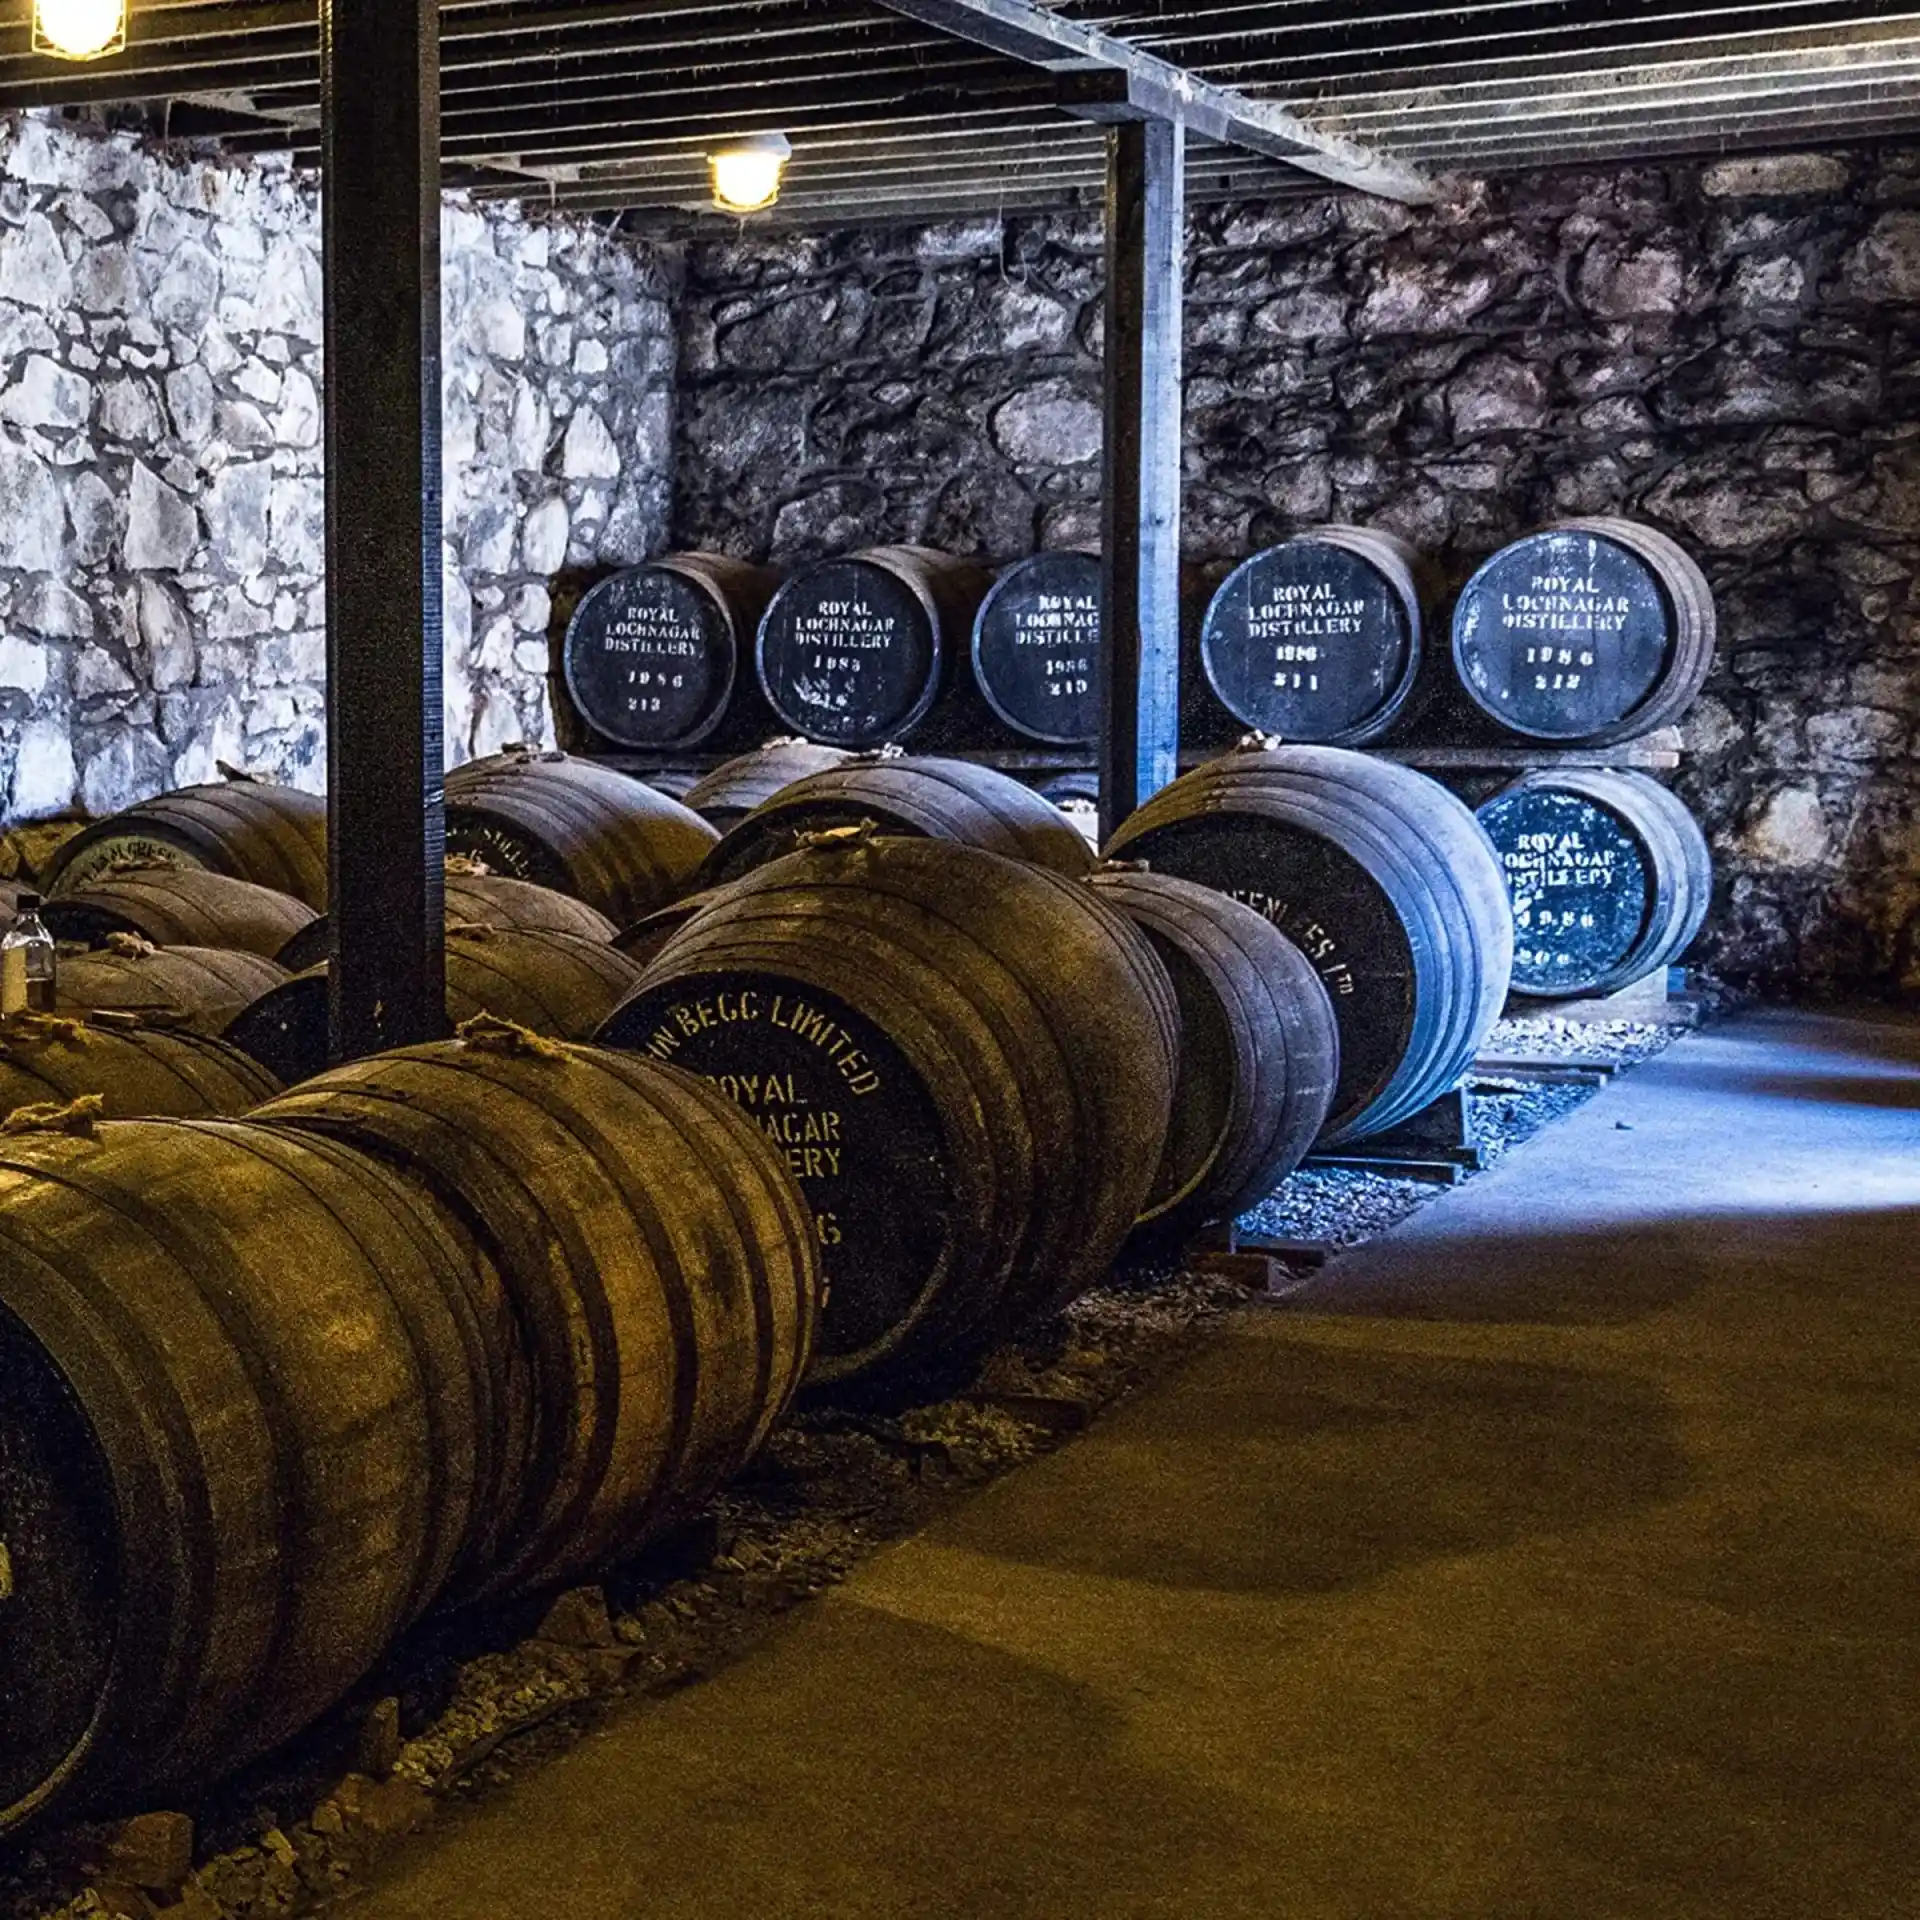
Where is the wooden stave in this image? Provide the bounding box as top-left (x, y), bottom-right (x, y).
top-left (754, 547), bottom-right (993, 749)
top-left (1483, 769), bottom-right (1712, 998)
top-left (1091, 870), bottom-right (1339, 1232)
top-left (1200, 525), bottom-right (1427, 747)
top-left (600, 836), bottom-right (1178, 1391)
top-left (682, 741), bottom-right (856, 830)
top-left (45, 781), bottom-right (329, 908)
top-left (0, 1116), bottom-right (519, 1834)
top-left (57, 946), bottom-right (291, 1036)
top-left (1107, 747), bottom-right (1513, 1144)
top-left (44, 870), bottom-right (317, 960)
top-left (445, 752), bottom-right (719, 928)
top-left (254, 1040), bottom-right (819, 1599)
top-left (279, 873), bottom-right (618, 971)
top-left (701, 755), bottom-right (1096, 886)
top-left (0, 1020), bottom-right (279, 1124)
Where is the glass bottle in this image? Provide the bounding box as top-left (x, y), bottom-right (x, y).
top-left (2, 893), bottom-right (57, 1015)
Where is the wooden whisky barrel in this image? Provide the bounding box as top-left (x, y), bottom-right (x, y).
top-left (44, 869), bottom-right (317, 960)
top-left (255, 1035), bottom-right (820, 1599)
top-left (755, 547), bottom-right (992, 748)
top-left (562, 555), bottom-right (781, 750)
top-left (682, 741), bottom-right (855, 831)
top-left (0, 1018), bottom-right (278, 1123)
top-left (702, 754), bottom-right (1095, 886)
top-left (1105, 745), bottom-right (1513, 1145)
top-left (1451, 517), bottom-right (1715, 743)
top-left (971, 552), bottom-right (1101, 746)
top-left (1201, 527), bottom-right (1425, 745)
top-left (278, 871), bottom-right (618, 972)
top-left (0, 1115), bottom-right (516, 1834)
top-left (600, 834), bottom-right (1177, 1391)
top-left (45, 773), bottom-right (329, 907)
top-left (57, 942), bottom-right (289, 1035)
top-left (1090, 871), bottom-right (1339, 1234)
top-left (1477, 770), bottom-right (1712, 999)
top-left (444, 751), bottom-right (718, 927)
top-left (228, 926), bottom-right (642, 1087)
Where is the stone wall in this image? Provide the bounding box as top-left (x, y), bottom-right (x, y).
top-left (0, 111), bottom-right (674, 820)
top-left (673, 149), bottom-right (1920, 995)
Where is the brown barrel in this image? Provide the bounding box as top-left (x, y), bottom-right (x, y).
top-left (1106, 745), bottom-right (1513, 1145)
top-left (44, 869), bottom-right (317, 959)
top-left (682, 741), bottom-right (855, 831)
top-left (1451, 517), bottom-right (1715, 743)
top-left (599, 833), bottom-right (1178, 1393)
top-left (45, 772), bottom-right (328, 906)
top-left (1201, 526), bottom-right (1427, 745)
top-left (1477, 769), bottom-right (1713, 998)
top-left (57, 941), bottom-right (290, 1035)
top-left (702, 754), bottom-right (1095, 887)
top-left (255, 1034), bottom-right (820, 1599)
top-left (0, 1114), bottom-right (519, 1834)
top-left (0, 1016), bottom-right (279, 1122)
top-left (227, 926), bottom-right (642, 1086)
top-left (444, 751), bottom-right (718, 927)
top-left (562, 554), bottom-right (781, 750)
top-left (278, 870), bottom-right (618, 972)
top-left (1090, 870), bottom-right (1339, 1235)
top-left (755, 547), bottom-right (992, 748)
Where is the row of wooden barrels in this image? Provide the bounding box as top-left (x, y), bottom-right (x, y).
top-left (1, 745), bottom-right (1709, 1834)
top-left (561, 518), bottom-right (1715, 754)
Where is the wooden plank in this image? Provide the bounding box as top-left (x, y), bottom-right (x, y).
top-left (321, 0), bottom-right (447, 1064)
top-left (1099, 116), bottom-right (1184, 843)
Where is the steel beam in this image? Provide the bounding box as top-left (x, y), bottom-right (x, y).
top-left (321, 0), bottom-right (446, 1063)
top-left (1099, 117), bottom-right (1184, 844)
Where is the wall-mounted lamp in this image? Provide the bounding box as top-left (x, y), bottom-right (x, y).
top-left (34, 0), bottom-right (128, 61)
top-left (708, 133), bottom-right (792, 214)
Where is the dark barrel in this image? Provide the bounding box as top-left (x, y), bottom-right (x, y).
top-left (682, 741), bottom-right (855, 831)
top-left (755, 546), bottom-right (992, 748)
top-left (278, 869), bottom-right (618, 972)
top-left (1201, 527), bottom-right (1426, 745)
top-left (444, 750), bottom-right (718, 927)
top-left (599, 834), bottom-right (1178, 1392)
top-left (971, 552), bottom-right (1101, 746)
top-left (0, 1017), bottom-right (278, 1122)
top-left (1090, 871), bottom-right (1339, 1235)
top-left (0, 1113), bottom-right (515, 1834)
top-left (643, 769), bottom-right (705, 801)
top-left (44, 869), bottom-right (317, 959)
top-left (702, 754), bottom-right (1095, 886)
top-left (1451, 517), bottom-right (1715, 743)
top-left (58, 941), bottom-right (289, 1035)
top-left (562, 554), bottom-right (781, 750)
top-left (44, 771), bottom-right (329, 907)
top-left (1035, 771), bottom-right (1101, 851)
top-left (228, 926), bottom-right (642, 1086)
top-left (1477, 770), bottom-right (1712, 999)
top-left (1105, 745), bottom-right (1513, 1144)
top-left (255, 1034), bottom-right (820, 1600)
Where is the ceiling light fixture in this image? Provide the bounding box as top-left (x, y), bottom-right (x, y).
top-left (34, 0), bottom-right (128, 62)
top-left (709, 133), bottom-right (792, 214)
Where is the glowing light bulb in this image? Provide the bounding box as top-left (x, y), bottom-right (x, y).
top-left (34, 0), bottom-right (128, 62)
top-left (709, 134), bottom-right (792, 214)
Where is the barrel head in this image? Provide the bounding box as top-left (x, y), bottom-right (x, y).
top-left (224, 972), bottom-right (329, 1087)
top-left (1201, 539), bottom-right (1415, 741)
top-left (1113, 814), bottom-right (1415, 1141)
top-left (1479, 785), bottom-right (1652, 997)
top-left (602, 972), bottom-right (953, 1379)
top-left (563, 569), bottom-right (735, 750)
top-left (971, 553), bottom-right (1101, 746)
top-left (756, 561), bottom-right (939, 747)
top-left (1453, 529), bottom-right (1674, 740)
top-left (0, 1295), bottom-right (118, 1832)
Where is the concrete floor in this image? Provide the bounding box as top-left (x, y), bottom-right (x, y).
top-left (353, 1005), bottom-right (1920, 1920)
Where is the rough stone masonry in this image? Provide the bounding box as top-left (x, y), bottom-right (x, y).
top-left (674, 146), bottom-right (1920, 995)
top-left (0, 110), bottom-right (675, 819)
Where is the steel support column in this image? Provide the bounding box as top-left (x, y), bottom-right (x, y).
top-left (321, 0), bottom-right (446, 1062)
top-left (1099, 115), bottom-right (1184, 842)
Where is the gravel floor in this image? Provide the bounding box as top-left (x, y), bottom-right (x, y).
top-left (5, 996), bottom-right (1710, 1920)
